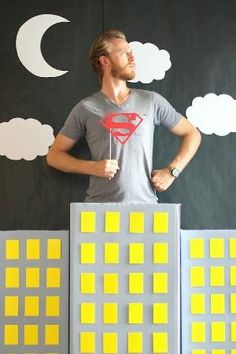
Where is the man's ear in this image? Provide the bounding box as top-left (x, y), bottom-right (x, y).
top-left (99, 55), bottom-right (110, 68)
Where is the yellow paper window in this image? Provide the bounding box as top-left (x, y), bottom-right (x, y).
top-left (153, 332), bottom-right (168, 353)
top-left (129, 212), bottom-right (144, 233)
top-left (5, 267), bottom-right (19, 288)
top-left (190, 238), bottom-right (204, 259)
top-left (129, 273), bottom-right (144, 294)
top-left (24, 296), bottom-right (39, 316)
top-left (105, 211), bottom-right (120, 232)
top-left (129, 243), bottom-right (144, 264)
top-left (80, 332), bottom-right (95, 353)
top-left (103, 332), bottom-right (118, 353)
top-left (80, 211), bottom-right (96, 232)
top-left (153, 212), bottom-right (169, 233)
top-left (47, 238), bottom-right (61, 259)
top-left (26, 239), bottom-right (40, 259)
top-left (128, 332), bottom-right (143, 353)
top-left (191, 322), bottom-right (206, 342)
top-left (6, 240), bottom-right (19, 259)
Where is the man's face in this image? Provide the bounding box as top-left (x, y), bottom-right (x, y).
top-left (106, 38), bottom-right (136, 80)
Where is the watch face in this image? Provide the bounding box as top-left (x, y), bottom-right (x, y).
top-left (172, 168), bottom-right (180, 178)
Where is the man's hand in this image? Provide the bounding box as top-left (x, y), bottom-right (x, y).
top-left (94, 159), bottom-right (119, 179)
top-left (151, 168), bottom-right (176, 192)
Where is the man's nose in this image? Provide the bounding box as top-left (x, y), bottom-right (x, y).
top-left (128, 51), bottom-right (135, 62)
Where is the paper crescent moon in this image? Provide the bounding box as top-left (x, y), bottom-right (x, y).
top-left (16, 14), bottom-right (69, 77)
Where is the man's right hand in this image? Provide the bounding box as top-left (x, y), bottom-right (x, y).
top-left (94, 159), bottom-right (119, 179)
top-left (47, 134), bottom-right (120, 178)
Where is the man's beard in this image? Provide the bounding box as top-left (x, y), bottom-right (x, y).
top-left (110, 61), bottom-right (136, 81)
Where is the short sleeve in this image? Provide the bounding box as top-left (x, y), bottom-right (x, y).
top-left (153, 92), bottom-right (182, 129)
top-left (59, 102), bottom-right (86, 141)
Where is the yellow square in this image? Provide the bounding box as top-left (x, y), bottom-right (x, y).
top-left (6, 240), bottom-right (19, 259)
top-left (231, 294), bottom-right (236, 314)
top-left (5, 296), bottom-right (19, 316)
top-left (129, 243), bottom-right (144, 264)
top-left (81, 243), bottom-right (96, 264)
top-left (105, 212), bottom-right (120, 233)
top-left (211, 294), bottom-right (225, 314)
top-left (104, 243), bottom-right (119, 264)
top-left (153, 212), bottom-right (169, 233)
top-left (128, 303), bottom-right (143, 324)
top-left (153, 243), bottom-right (168, 264)
top-left (46, 296), bottom-right (60, 317)
top-left (47, 239), bottom-right (61, 259)
top-left (230, 238), bottom-right (236, 258)
top-left (103, 332), bottom-right (118, 353)
top-left (153, 273), bottom-right (168, 293)
top-left (81, 303), bottom-right (95, 324)
top-left (191, 322), bottom-right (206, 342)
top-left (231, 351), bottom-right (236, 354)
top-left (45, 324), bottom-right (59, 345)
top-left (26, 267), bottom-right (40, 288)
top-left (190, 238), bottom-right (204, 258)
top-left (211, 322), bottom-right (225, 342)
top-left (104, 273), bottom-right (118, 294)
top-left (46, 268), bottom-right (61, 288)
top-left (103, 303), bottom-right (118, 324)
top-left (153, 332), bottom-right (168, 353)
top-left (129, 212), bottom-right (144, 233)
top-left (4, 324), bottom-right (18, 345)
top-left (192, 351), bottom-right (206, 354)
top-left (129, 273), bottom-right (144, 294)
top-left (24, 324), bottom-right (38, 345)
top-left (230, 266), bottom-right (236, 286)
top-left (80, 332), bottom-right (95, 353)
top-left (128, 332), bottom-right (142, 353)
top-left (191, 294), bottom-right (205, 314)
top-left (210, 266), bottom-right (225, 286)
top-left (5, 267), bottom-right (19, 288)
top-left (81, 211), bottom-right (96, 232)
top-left (81, 273), bottom-right (96, 294)
top-left (153, 303), bottom-right (168, 324)
top-left (211, 350), bottom-right (225, 354)
top-left (26, 239), bottom-right (40, 260)
top-left (231, 322), bottom-right (236, 341)
top-left (210, 238), bottom-right (224, 258)
top-left (190, 266), bottom-right (205, 287)
top-left (24, 296), bottom-right (39, 316)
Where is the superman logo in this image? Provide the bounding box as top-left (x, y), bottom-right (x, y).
top-left (100, 112), bottom-right (144, 144)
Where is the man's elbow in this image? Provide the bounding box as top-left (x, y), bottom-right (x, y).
top-left (46, 148), bottom-right (56, 167)
top-left (194, 127), bottom-right (202, 147)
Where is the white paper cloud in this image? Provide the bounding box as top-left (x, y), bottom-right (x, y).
top-left (186, 93), bottom-right (236, 136)
top-left (128, 41), bottom-right (171, 84)
top-left (0, 118), bottom-right (55, 160)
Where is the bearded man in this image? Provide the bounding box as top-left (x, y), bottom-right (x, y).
top-left (47, 30), bottom-right (201, 202)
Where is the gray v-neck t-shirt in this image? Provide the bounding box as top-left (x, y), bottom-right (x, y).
top-left (60, 89), bottom-right (182, 202)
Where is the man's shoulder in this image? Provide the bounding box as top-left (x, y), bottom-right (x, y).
top-left (71, 91), bottom-right (101, 112)
top-left (132, 88), bottom-right (162, 101)
top-left (132, 88), bottom-right (153, 97)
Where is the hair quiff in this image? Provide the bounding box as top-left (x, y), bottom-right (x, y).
top-left (89, 29), bottom-right (126, 79)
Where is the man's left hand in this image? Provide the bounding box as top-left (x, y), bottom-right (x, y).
top-left (151, 168), bottom-right (176, 192)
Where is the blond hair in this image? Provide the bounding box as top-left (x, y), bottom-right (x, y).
top-left (89, 29), bottom-right (126, 79)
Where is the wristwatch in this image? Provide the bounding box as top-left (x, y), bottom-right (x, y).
top-left (171, 167), bottom-right (181, 178)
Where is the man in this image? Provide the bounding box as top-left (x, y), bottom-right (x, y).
top-left (47, 29), bottom-right (201, 202)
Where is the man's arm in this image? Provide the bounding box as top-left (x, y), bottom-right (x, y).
top-left (151, 116), bottom-right (201, 192)
top-left (46, 133), bottom-right (119, 179)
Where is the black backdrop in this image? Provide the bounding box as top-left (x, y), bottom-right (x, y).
top-left (0, 0), bottom-right (235, 230)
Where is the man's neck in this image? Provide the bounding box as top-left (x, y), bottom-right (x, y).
top-left (101, 77), bottom-right (131, 106)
